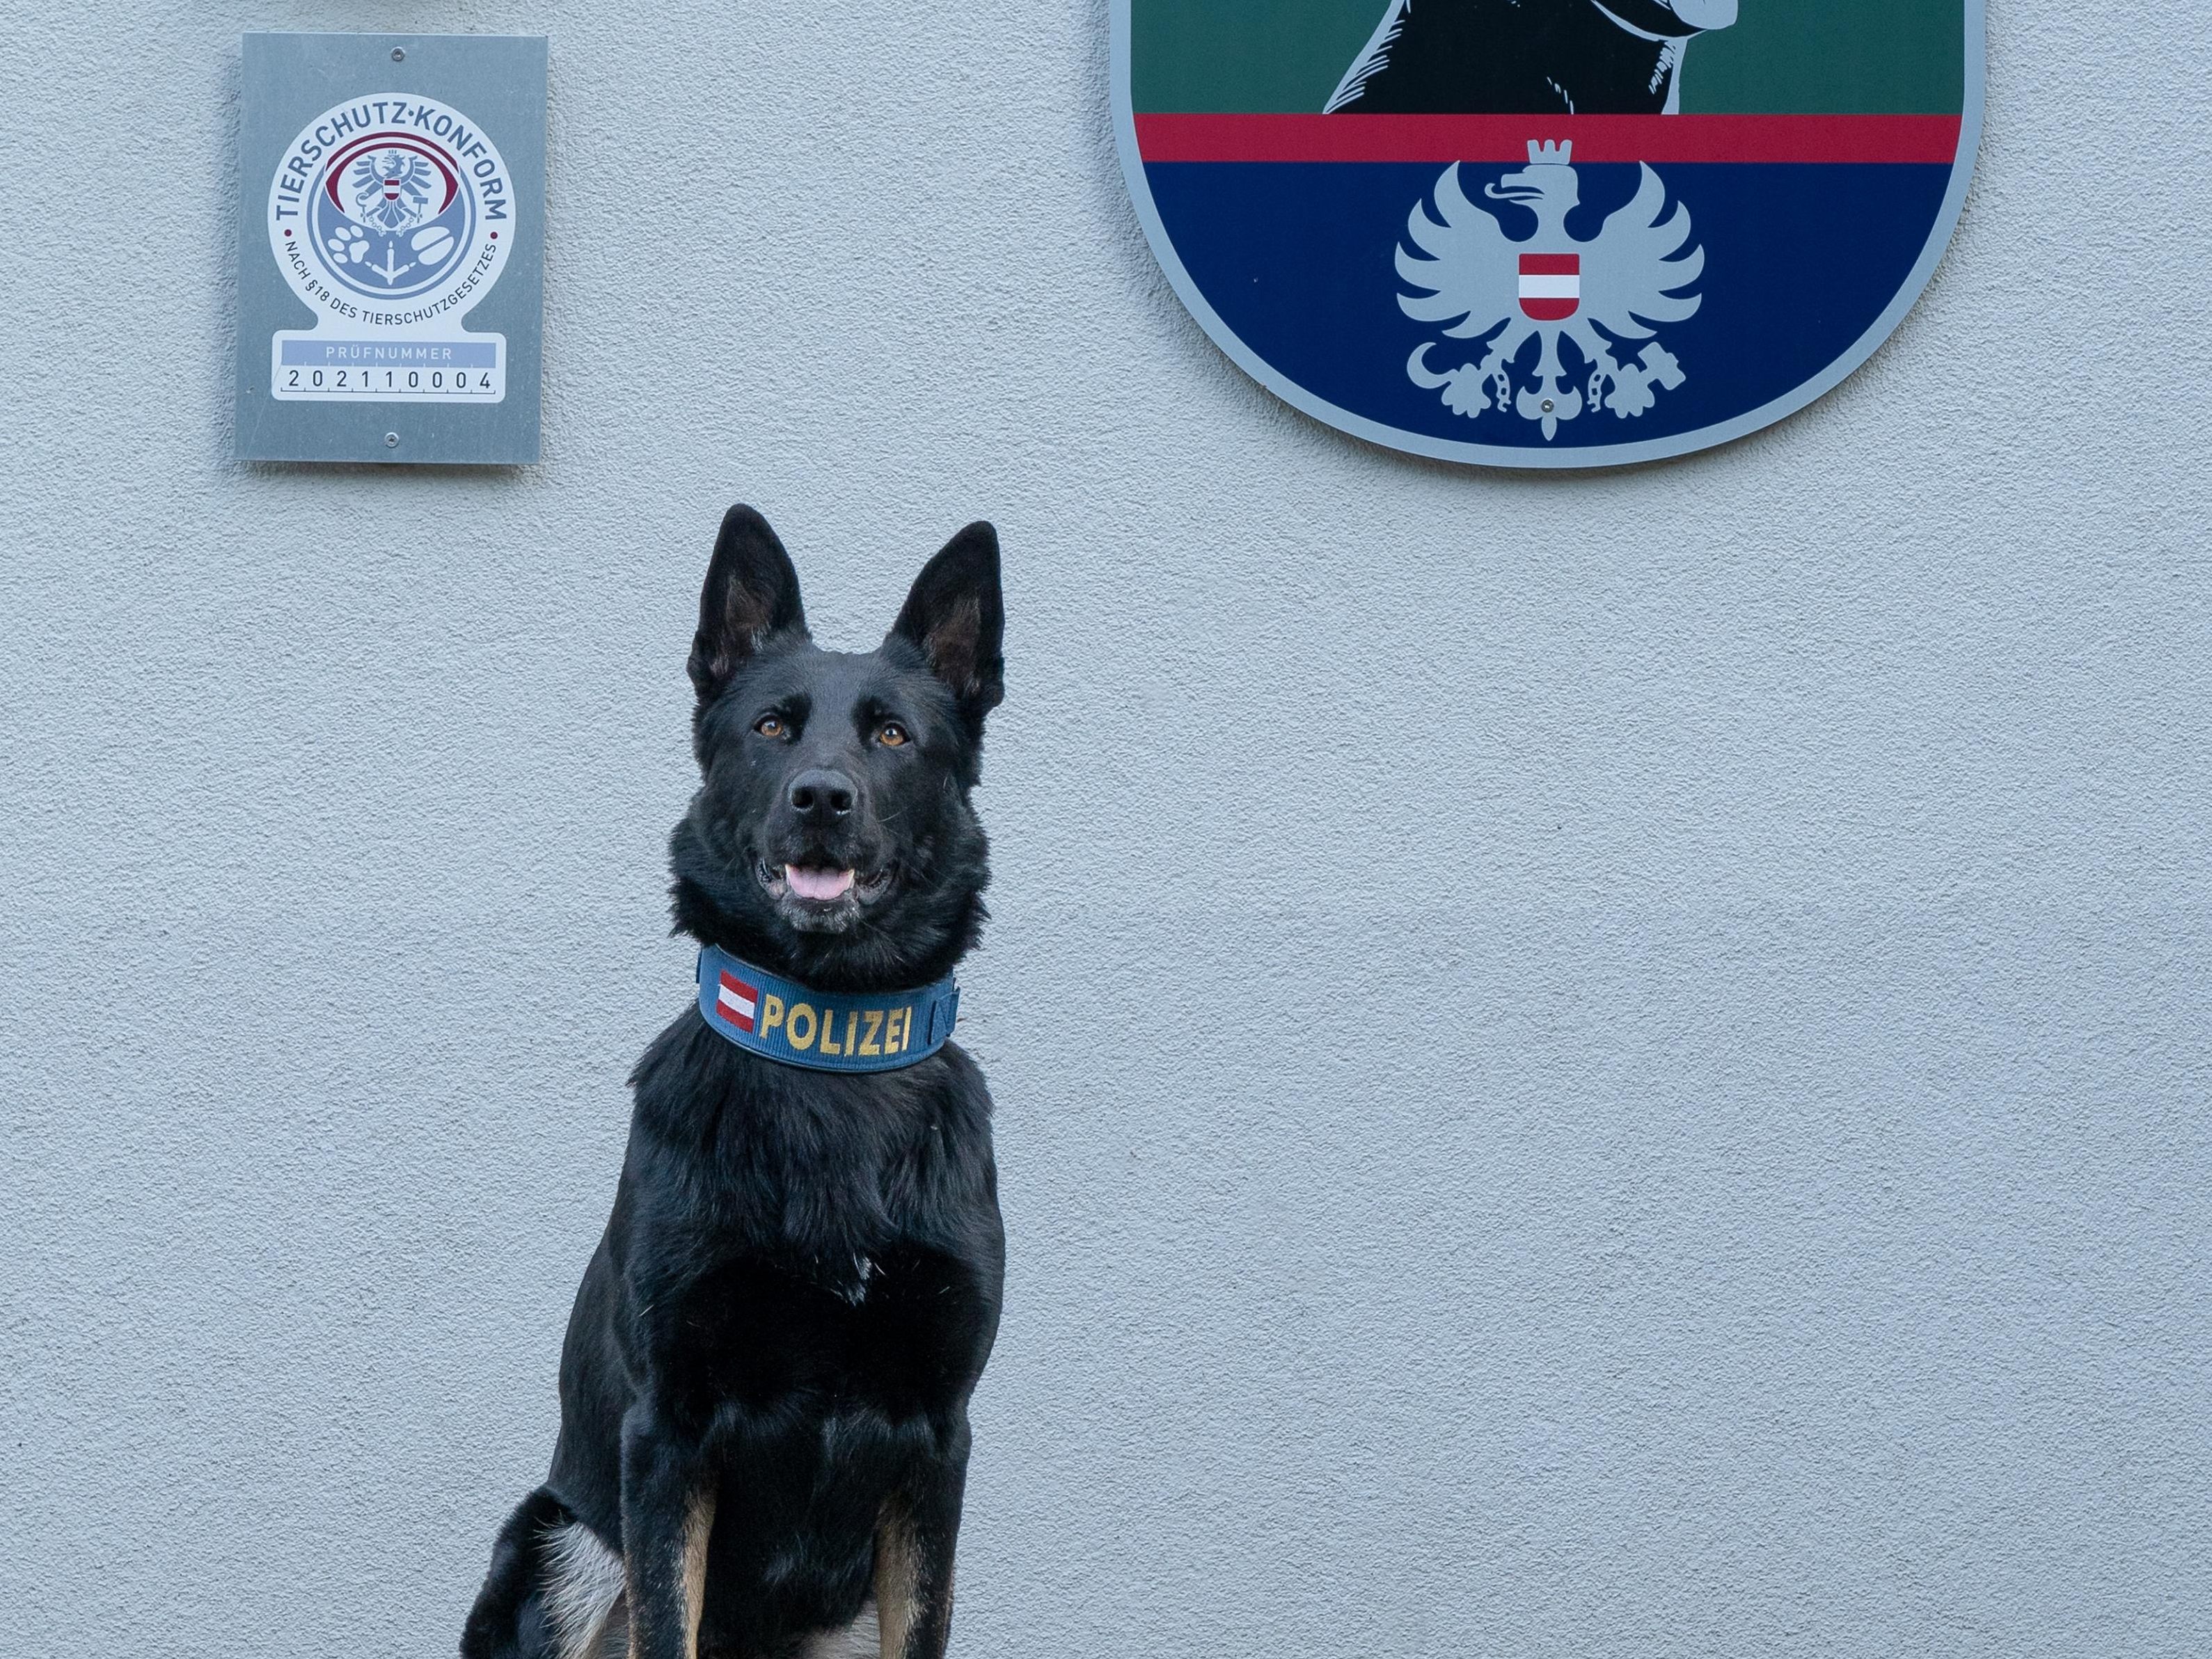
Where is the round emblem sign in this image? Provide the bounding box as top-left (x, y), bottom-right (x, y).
top-left (1113, 0), bottom-right (1983, 468)
top-left (265, 93), bottom-right (515, 404)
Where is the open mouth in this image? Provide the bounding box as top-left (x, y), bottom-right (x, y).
top-left (785, 865), bottom-right (855, 902)
top-left (757, 860), bottom-right (895, 912)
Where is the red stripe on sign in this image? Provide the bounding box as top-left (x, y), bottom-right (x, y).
top-left (1520, 253), bottom-right (1580, 276)
top-left (1522, 299), bottom-right (1579, 322)
top-left (1131, 114), bottom-right (1964, 166)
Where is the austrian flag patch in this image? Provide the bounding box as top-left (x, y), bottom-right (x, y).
top-left (716, 971), bottom-right (759, 1033)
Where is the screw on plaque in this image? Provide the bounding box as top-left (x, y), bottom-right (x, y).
top-left (391, 47), bottom-right (406, 61)
top-left (385, 432), bottom-right (400, 447)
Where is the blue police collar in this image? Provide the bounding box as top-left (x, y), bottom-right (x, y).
top-left (695, 943), bottom-right (960, 1072)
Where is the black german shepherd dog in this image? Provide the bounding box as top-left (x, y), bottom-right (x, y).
top-left (1327, 0), bottom-right (1738, 115)
top-left (461, 507), bottom-right (1007, 1659)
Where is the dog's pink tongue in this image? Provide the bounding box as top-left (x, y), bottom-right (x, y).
top-left (786, 865), bottom-right (855, 901)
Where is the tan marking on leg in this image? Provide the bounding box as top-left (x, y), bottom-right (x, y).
top-left (873, 1507), bottom-right (917, 1659)
top-left (680, 1488), bottom-right (716, 1658)
top-left (625, 1486), bottom-right (716, 1659)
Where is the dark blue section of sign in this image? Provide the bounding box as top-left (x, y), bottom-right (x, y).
top-left (1143, 161), bottom-right (1953, 452)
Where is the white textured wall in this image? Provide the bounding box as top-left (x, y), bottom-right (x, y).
top-left (4, 4), bottom-right (2209, 1656)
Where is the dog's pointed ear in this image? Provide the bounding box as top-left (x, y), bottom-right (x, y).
top-left (690, 505), bottom-right (806, 701)
top-left (891, 522), bottom-right (1004, 727)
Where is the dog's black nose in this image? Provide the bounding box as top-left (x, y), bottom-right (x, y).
top-left (787, 769), bottom-right (857, 820)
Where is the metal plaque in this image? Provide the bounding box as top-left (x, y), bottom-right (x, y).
top-left (235, 32), bottom-right (547, 465)
top-left (1114, 0), bottom-right (1982, 468)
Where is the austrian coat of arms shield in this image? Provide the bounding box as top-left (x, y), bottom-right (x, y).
top-left (1113, 0), bottom-right (1982, 466)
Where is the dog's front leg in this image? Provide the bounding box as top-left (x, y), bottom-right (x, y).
top-left (622, 1406), bottom-right (718, 1659)
top-left (874, 1454), bottom-right (969, 1659)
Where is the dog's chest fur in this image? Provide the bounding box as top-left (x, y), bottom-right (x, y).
top-left (617, 1017), bottom-right (1003, 1435)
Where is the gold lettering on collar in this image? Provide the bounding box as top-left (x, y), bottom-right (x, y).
top-left (786, 1002), bottom-right (817, 1050)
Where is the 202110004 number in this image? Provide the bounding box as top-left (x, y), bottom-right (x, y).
top-left (274, 365), bottom-right (502, 400)
top-left (267, 335), bottom-right (508, 403)
top-left (284, 366), bottom-right (494, 391)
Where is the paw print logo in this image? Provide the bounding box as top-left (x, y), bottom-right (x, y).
top-left (324, 225), bottom-right (369, 266)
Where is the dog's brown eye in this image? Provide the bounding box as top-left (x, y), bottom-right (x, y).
top-left (755, 715), bottom-right (789, 740)
top-left (877, 722), bottom-right (909, 749)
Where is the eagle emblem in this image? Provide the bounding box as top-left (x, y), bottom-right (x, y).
top-left (1399, 141), bottom-right (1705, 440)
top-left (347, 148), bottom-right (441, 232)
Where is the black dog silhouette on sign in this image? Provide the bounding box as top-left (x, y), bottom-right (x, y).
top-left (1329, 0), bottom-right (1739, 115)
